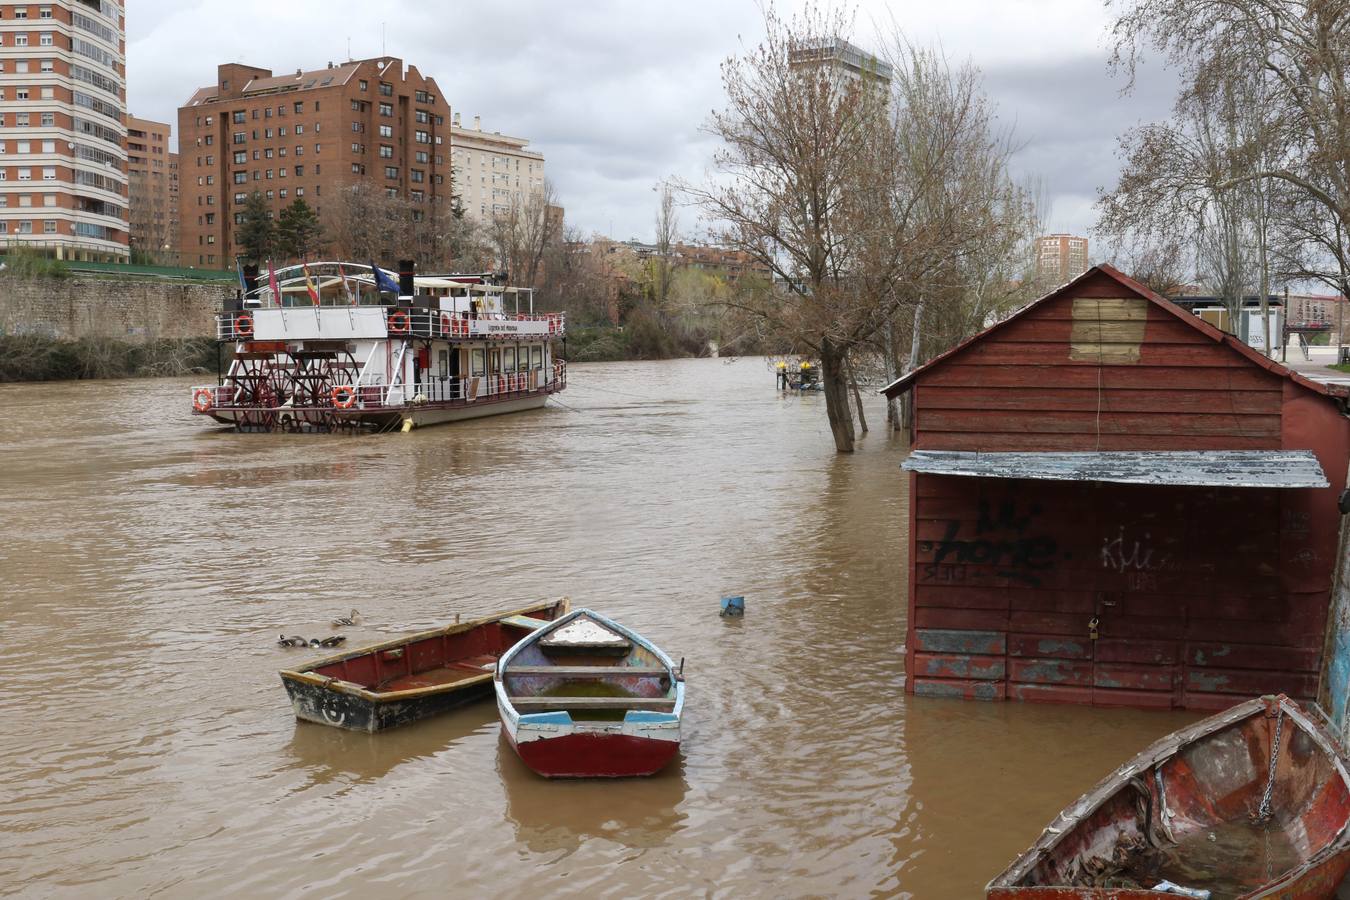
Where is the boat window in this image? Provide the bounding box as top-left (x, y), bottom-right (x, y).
top-left (471, 349), bottom-right (485, 377)
top-left (438, 350), bottom-right (448, 378)
top-left (503, 347), bottom-right (516, 372)
top-left (532, 346), bottom-right (543, 369)
top-left (489, 349), bottom-right (500, 374)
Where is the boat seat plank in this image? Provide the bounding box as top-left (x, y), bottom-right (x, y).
top-left (499, 615), bottom-right (550, 630)
top-left (509, 696), bottom-right (676, 711)
top-left (380, 665), bottom-right (487, 692)
top-left (503, 666), bottom-right (667, 676)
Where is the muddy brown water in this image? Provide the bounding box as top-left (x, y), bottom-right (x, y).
top-left (0, 358), bottom-right (1203, 898)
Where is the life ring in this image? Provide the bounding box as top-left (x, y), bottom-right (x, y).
top-left (192, 388), bottom-right (214, 412)
top-left (331, 385), bottom-right (357, 409)
top-left (455, 316), bottom-right (469, 337)
top-left (387, 310), bottom-right (410, 334)
top-left (439, 312), bottom-right (452, 336)
top-left (236, 314), bottom-right (254, 337)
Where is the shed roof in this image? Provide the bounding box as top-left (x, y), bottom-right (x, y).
top-left (901, 449), bottom-right (1329, 489)
top-left (880, 265), bottom-right (1346, 400)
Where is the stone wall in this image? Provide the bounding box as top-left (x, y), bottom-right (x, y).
top-left (0, 277), bottom-right (231, 342)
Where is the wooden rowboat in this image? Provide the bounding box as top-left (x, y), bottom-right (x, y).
top-left (494, 608), bottom-right (685, 778)
top-left (987, 694), bottom-right (1350, 899)
top-left (279, 598), bottom-right (569, 733)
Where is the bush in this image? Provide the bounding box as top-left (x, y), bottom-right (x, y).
top-left (0, 246), bottom-right (70, 279)
top-left (0, 334), bottom-right (218, 382)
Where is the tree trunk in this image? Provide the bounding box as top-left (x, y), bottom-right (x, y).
top-left (882, 320), bottom-right (901, 428)
top-left (820, 338), bottom-right (856, 453)
top-left (848, 358), bottom-right (868, 435)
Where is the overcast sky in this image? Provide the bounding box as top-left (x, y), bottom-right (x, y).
top-left (128, 0), bottom-right (1178, 256)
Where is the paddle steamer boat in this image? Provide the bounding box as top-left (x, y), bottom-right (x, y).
top-left (190, 262), bottom-right (566, 432)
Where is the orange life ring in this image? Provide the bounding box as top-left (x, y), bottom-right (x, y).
top-left (331, 385), bottom-right (357, 409)
top-left (236, 314), bottom-right (254, 337)
top-left (192, 388), bottom-right (214, 412)
top-left (387, 310), bottom-right (410, 334)
top-left (439, 312), bottom-right (452, 336)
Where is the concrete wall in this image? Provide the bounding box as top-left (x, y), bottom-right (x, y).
top-left (0, 277), bottom-right (230, 342)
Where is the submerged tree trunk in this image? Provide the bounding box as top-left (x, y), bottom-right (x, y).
top-left (882, 320), bottom-right (901, 429)
top-left (820, 338), bottom-right (856, 453)
top-left (848, 358), bottom-right (868, 434)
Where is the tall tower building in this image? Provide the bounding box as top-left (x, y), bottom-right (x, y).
top-left (177, 57), bottom-right (451, 268)
top-left (0, 0), bottom-right (129, 261)
top-left (1035, 234), bottom-right (1090, 285)
top-left (126, 114), bottom-right (176, 263)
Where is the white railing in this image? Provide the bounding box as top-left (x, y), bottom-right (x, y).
top-left (191, 361), bottom-right (566, 414)
top-left (215, 309), bottom-right (566, 342)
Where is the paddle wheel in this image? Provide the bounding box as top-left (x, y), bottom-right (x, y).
top-left (276, 343), bottom-right (362, 434)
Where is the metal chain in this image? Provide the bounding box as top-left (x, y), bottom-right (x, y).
top-left (1256, 707), bottom-right (1285, 823)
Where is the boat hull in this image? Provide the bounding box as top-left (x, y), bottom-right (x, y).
top-left (279, 599), bottom-right (569, 733)
top-left (504, 728), bottom-right (681, 779)
top-left (204, 391), bottom-right (551, 433)
top-left (987, 695), bottom-right (1350, 899)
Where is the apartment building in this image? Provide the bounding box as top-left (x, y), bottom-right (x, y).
top-left (1035, 233), bottom-right (1090, 284)
top-left (788, 37), bottom-right (893, 87)
top-left (177, 57), bottom-right (451, 267)
top-left (449, 113), bottom-right (544, 225)
top-left (0, 0), bottom-right (128, 261)
top-left (126, 114), bottom-right (176, 261)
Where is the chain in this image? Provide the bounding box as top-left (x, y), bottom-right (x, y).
top-left (1256, 707), bottom-right (1285, 823)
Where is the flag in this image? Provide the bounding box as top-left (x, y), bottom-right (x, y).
top-left (302, 262), bottom-right (320, 306)
top-left (234, 257), bottom-right (248, 296)
top-left (370, 260), bottom-right (400, 294)
top-left (267, 259), bottom-right (281, 304)
top-left (338, 263), bottom-right (356, 305)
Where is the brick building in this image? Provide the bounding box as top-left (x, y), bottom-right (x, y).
top-left (126, 114), bottom-right (176, 262)
top-left (177, 57), bottom-right (451, 267)
top-left (1035, 234), bottom-right (1089, 285)
top-left (0, 0), bottom-right (128, 261)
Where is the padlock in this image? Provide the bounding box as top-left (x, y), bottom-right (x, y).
top-left (1088, 615), bottom-right (1100, 641)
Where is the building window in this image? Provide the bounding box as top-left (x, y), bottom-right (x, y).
top-left (379, 82), bottom-right (392, 96)
top-left (17, 141), bottom-right (29, 153)
top-left (379, 145), bottom-right (393, 158)
top-left (40, 113), bottom-right (52, 127)
top-left (351, 163), bottom-right (364, 174)
top-left (234, 192), bottom-right (246, 204)
top-left (359, 80), bottom-right (367, 91)
top-left (19, 221), bottom-right (33, 234)
top-left (15, 35), bottom-right (28, 46)
top-left (265, 189), bottom-right (273, 200)
top-left (43, 194), bottom-right (55, 206)
top-left (16, 89), bottom-right (28, 100)
top-left (17, 168), bottom-right (31, 181)
top-left (16, 114), bottom-right (29, 127)
top-left (233, 111), bottom-right (245, 124)
top-left (295, 124), bottom-right (304, 134)
top-left (39, 32), bottom-right (52, 46)
top-left (384, 166), bottom-right (398, 179)
top-left (379, 103), bottom-right (393, 117)
top-left (293, 101), bottom-right (303, 114)
top-left (279, 188), bottom-right (287, 198)
top-left (264, 148), bottom-right (273, 159)
top-left (234, 172), bottom-right (246, 184)
top-left (379, 125), bottom-right (392, 138)
top-left (279, 168), bottom-right (286, 177)
top-left (351, 122), bottom-right (363, 133)
top-left (42, 167), bottom-right (54, 180)
top-left (294, 145), bottom-right (303, 156)
top-left (233, 151), bottom-right (246, 164)
top-left (296, 187), bottom-right (304, 197)
top-left (39, 6), bottom-right (52, 17)
top-left (294, 165), bottom-right (304, 176)
top-left (40, 59), bottom-right (52, 72)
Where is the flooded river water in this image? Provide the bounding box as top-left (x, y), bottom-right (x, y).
top-left (0, 358), bottom-right (1201, 898)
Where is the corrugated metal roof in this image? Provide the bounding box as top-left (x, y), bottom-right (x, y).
top-left (901, 449), bottom-right (1329, 488)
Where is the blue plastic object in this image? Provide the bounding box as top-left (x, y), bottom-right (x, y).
top-left (720, 596), bottom-right (745, 617)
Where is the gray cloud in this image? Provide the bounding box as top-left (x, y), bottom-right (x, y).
top-left (127, 1), bottom-right (1183, 247)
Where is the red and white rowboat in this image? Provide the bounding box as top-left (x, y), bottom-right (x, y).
top-left (494, 608), bottom-right (685, 778)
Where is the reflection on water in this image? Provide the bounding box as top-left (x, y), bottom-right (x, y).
top-left (0, 359), bottom-right (1201, 898)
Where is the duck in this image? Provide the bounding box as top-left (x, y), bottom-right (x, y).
top-left (278, 634), bottom-right (307, 647)
top-left (331, 609), bottom-right (360, 627)
top-left (317, 635), bottom-right (347, 648)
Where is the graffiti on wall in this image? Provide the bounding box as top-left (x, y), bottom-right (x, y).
top-left (921, 499), bottom-right (1060, 587)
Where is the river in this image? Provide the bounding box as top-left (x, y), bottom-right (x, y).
top-left (0, 358), bottom-right (1200, 898)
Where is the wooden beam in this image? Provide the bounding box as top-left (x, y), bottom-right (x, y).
top-left (509, 696), bottom-right (676, 711)
top-left (503, 666), bottom-right (668, 676)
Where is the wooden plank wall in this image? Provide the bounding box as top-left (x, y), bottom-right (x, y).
top-left (908, 476), bottom-right (1327, 709)
top-left (914, 274), bottom-right (1286, 452)
top-left (903, 271), bottom-right (1350, 710)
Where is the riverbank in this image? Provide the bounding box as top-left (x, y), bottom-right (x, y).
top-left (0, 334), bottom-right (217, 382)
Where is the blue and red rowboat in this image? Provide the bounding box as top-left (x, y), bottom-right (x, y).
top-left (494, 608), bottom-right (685, 778)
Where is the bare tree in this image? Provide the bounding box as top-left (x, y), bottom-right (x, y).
top-left (487, 180), bottom-right (560, 287)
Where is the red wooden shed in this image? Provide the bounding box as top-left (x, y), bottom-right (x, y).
top-left (883, 264), bottom-right (1350, 710)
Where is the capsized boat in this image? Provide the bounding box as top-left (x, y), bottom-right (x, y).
top-left (280, 598), bottom-right (569, 733)
top-left (494, 608), bottom-right (685, 778)
top-left (987, 694), bottom-right (1350, 899)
